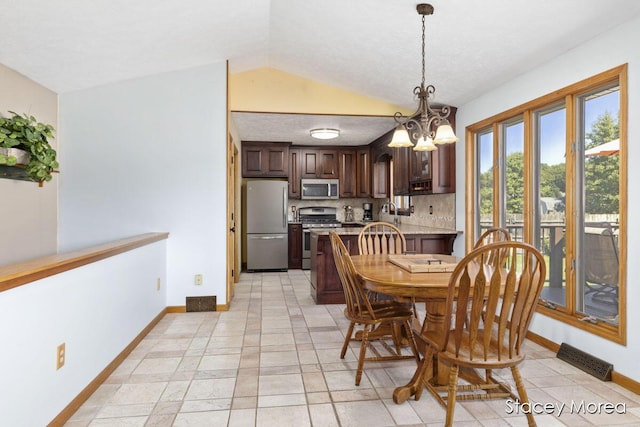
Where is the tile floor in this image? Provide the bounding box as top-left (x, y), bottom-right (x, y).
top-left (65, 270), bottom-right (640, 426)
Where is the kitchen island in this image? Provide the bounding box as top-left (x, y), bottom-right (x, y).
top-left (309, 224), bottom-right (461, 304)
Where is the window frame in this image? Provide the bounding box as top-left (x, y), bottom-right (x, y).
top-left (464, 65), bottom-right (627, 344)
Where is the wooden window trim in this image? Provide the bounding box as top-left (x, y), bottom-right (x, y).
top-left (465, 64), bottom-right (627, 345)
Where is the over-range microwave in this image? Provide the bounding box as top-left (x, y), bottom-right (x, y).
top-left (301, 179), bottom-right (339, 200)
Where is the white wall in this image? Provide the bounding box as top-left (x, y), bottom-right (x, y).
top-left (0, 64), bottom-right (58, 266)
top-left (58, 63), bottom-right (227, 306)
top-left (454, 17), bottom-right (640, 381)
top-left (0, 240), bottom-right (167, 426)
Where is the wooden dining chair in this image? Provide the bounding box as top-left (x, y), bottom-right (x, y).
top-left (358, 221), bottom-right (406, 255)
top-left (473, 227), bottom-right (512, 269)
top-left (418, 241), bottom-right (546, 427)
top-left (474, 227), bottom-right (511, 248)
top-left (329, 231), bottom-right (420, 386)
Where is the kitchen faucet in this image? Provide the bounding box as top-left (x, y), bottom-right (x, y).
top-left (381, 199), bottom-right (399, 226)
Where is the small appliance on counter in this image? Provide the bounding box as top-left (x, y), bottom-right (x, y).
top-left (363, 202), bottom-right (373, 221)
top-left (343, 205), bottom-right (354, 223)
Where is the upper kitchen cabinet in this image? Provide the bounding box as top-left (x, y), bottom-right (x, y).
top-left (338, 150), bottom-right (357, 198)
top-left (288, 147), bottom-right (302, 199)
top-left (431, 107), bottom-right (457, 194)
top-left (392, 147), bottom-right (411, 196)
top-left (409, 150), bottom-right (433, 193)
top-left (372, 161), bottom-right (389, 199)
top-left (370, 129), bottom-right (393, 199)
top-left (300, 149), bottom-right (339, 179)
top-left (431, 138), bottom-right (455, 193)
top-left (242, 141), bottom-right (290, 178)
top-left (356, 147), bottom-right (371, 197)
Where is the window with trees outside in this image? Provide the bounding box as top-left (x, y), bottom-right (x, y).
top-left (466, 65), bottom-right (627, 344)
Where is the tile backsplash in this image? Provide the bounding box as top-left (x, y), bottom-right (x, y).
top-left (390, 193), bottom-right (456, 229)
top-left (288, 193), bottom-right (456, 230)
top-left (288, 198), bottom-right (372, 223)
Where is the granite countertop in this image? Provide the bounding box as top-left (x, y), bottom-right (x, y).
top-left (310, 224), bottom-right (461, 236)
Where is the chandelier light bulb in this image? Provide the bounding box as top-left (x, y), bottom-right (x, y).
top-left (413, 135), bottom-right (437, 151)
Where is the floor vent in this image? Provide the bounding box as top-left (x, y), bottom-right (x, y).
top-left (186, 296), bottom-right (217, 312)
top-left (556, 342), bottom-right (612, 381)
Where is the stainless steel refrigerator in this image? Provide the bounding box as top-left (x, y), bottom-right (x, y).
top-left (246, 180), bottom-right (289, 271)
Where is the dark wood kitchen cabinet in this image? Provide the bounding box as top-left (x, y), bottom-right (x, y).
top-left (410, 150), bottom-right (431, 182)
top-left (288, 147), bottom-right (302, 199)
top-left (372, 161), bottom-right (389, 199)
top-left (288, 223), bottom-right (302, 269)
top-left (392, 147), bottom-right (411, 196)
top-left (429, 107), bottom-right (457, 194)
top-left (431, 136), bottom-right (456, 193)
top-left (408, 143), bottom-right (455, 194)
top-left (242, 142), bottom-right (289, 178)
top-left (369, 130), bottom-right (393, 199)
top-left (409, 150), bottom-right (433, 194)
top-left (300, 149), bottom-right (339, 178)
top-left (310, 233), bottom-right (358, 304)
top-left (356, 147), bottom-right (371, 197)
top-left (339, 150), bottom-right (357, 198)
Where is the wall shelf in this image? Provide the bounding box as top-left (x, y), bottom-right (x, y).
top-left (0, 165), bottom-right (45, 186)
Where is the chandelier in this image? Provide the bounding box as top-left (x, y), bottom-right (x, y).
top-left (388, 3), bottom-right (458, 151)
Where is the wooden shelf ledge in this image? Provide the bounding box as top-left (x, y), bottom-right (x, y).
top-left (0, 232), bottom-right (169, 293)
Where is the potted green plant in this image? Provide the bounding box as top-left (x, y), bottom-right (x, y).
top-left (0, 111), bottom-right (58, 183)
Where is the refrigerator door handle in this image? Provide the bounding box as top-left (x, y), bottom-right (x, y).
top-left (250, 235), bottom-right (285, 240)
top-left (283, 187), bottom-right (287, 228)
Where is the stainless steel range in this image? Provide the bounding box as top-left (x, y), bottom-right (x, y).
top-left (299, 207), bottom-right (341, 269)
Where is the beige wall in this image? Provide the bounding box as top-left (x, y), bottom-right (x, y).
top-left (229, 67), bottom-right (412, 116)
top-left (0, 64), bottom-right (58, 266)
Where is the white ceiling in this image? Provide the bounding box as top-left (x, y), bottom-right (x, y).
top-left (2, 0), bottom-right (640, 146)
top-left (232, 112), bottom-right (397, 146)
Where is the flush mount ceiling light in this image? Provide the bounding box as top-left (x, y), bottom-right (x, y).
top-left (310, 128), bottom-right (340, 140)
top-left (389, 3), bottom-right (459, 150)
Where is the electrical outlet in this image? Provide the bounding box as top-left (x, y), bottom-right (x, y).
top-left (56, 343), bottom-right (66, 370)
top-left (157, 278), bottom-right (161, 291)
top-left (195, 274), bottom-right (203, 285)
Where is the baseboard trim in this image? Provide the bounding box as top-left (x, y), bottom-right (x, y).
top-left (526, 330), bottom-right (561, 353)
top-left (48, 308), bottom-right (167, 427)
top-left (167, 304), bottom-right (229, 313)
top-left (526, 330), bottom-right (640, 393)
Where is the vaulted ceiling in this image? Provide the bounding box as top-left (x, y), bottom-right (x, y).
top-left (2, 0), bottom-right (640, 144)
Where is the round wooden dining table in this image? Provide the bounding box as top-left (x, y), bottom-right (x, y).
top-left (349, 253), bottom-right (459, 404)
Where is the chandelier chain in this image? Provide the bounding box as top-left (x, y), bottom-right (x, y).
top-left (421, 14), bottom-right (426, 89)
